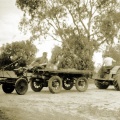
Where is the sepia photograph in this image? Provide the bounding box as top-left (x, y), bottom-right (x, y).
top-left (0, 0), bottom-right (120, 120)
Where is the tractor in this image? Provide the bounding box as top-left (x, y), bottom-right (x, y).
top-left (0, 59), bottom-right (29, 95)
top-left (94, 66), bottom-right (120, 90)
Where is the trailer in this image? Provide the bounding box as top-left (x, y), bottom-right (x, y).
top-left (29, 67), bottom-right (92, 94)
top-left (0, 63), bottom-right (92, 94)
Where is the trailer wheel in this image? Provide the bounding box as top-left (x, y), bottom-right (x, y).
top-left (75, 77), bottom-right (88, 92)
top-left (62, 78), bottom-right (73, 90)
top-left (2, 84), bottom-right (14, 94)
top-left (15, 78), bottom-right (28, 95)
top-left (113, 74), bottom-right (120, 91)
top-left (48, 76), bottom-right (62, 94)
top-left (94, 80), bottom-right (109, 89)
top-left (30, 78), bottom-right (43, 92)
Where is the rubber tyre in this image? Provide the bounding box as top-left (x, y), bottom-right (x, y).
top-left (113, 74), bottom-right (120, 91)
top-left (75, 77), bottom-right (88, 92)
top-left (94, 80), bottom-right (109, 89)
top-left (48, 76), bottom-right (62, 94)
top-left (30, 78), bottom-right (43, 92)
top-left (62, 78), bottom-right (73, 90)
top-left (2, 84), bottom-right (14, 94)
top-left (15, 78), bottom-right (28, 95)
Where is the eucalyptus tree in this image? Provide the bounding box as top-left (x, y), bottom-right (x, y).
top-left (16, 0), bottom-right (120, 70)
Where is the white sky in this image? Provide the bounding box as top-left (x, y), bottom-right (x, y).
top-left (0, 0), bottom-right (27, 44)
top-left (0, 0), bottom-right (103, 66)
top-left (0, 0), bottom-right (61, 59)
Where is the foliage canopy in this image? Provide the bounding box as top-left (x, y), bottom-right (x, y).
top-left (16, 0), bottom-right (120, 70)
top-left (0, 40), bottom-right (37, 70)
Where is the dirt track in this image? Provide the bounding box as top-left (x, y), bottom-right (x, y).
top-left (0, 81), bottom-right (120, 120)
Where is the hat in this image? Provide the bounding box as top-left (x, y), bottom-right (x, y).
top-left (43, 52), bottom-right (47, 55)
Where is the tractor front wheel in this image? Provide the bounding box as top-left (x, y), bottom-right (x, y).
top-left (94, 80), bottom-right (109, 89)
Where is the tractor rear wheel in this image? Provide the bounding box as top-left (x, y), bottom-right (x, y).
top-left (94, 80), bottom-right (109, 89)
top-left (113, 74), bottom-right (120, 91)
top-left (2, 84), bottom-right (14, 94)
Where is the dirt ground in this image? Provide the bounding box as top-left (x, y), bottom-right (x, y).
top-left (0, 80), bottom-right (120, 120)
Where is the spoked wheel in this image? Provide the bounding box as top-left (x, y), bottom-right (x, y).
top-left (2, 84), bottom-right (14, 94)
top-left (62, 78), bottom-right (74, 90)
top-left (15, 78), bottom-right (28, 95)
top-left (48, 76), bottom-right (62, 94)
top-left (30, 78), bottom-right (43, 92)
top-left (75, 77), bottom-right (88, 92)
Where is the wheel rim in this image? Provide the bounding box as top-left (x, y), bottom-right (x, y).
top-left (33, 81), bottom-right (42, 88)
top-left (63, 78), bottom-right (73, 90)
top-left (52, 79), bottom-right (61, 90)
top-left (30, 78), bottom-right (43, 92)
top-left (48, 76), bottom-right (62, 93)
top-left (78, 79), bottom-right (86, 89)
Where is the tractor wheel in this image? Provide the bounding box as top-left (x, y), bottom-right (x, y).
top-left (94, 80), bottom-right (109, 89)
top-left (62, 78), bottom-right (74, 90)
top-left (75, 77), bottom-right (88, 92)
top-left (15, 78), bottom-right (28, 95)
top-left (113, 74), bottom-right (120, 91)
top-left (48, 76), bottom-right (62, 94)
top-left (2, 84), bottom-right (14, 94)
top-left (30, 78), bottom-right (43, 92)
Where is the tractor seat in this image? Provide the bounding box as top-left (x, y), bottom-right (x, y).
top-left (104, 66), bottom-right (113, 74)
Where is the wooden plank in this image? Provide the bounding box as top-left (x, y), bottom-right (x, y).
top-left (38, 69), bottom-right (92, 75)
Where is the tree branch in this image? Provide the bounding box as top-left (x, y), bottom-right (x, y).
top-left (46, 19), bottom-right (57, 32)
top-left (65, 6), bottom-right (80, 37)
top-left (98, 38), bottom-right (107, 46)
top-left (48, 34), bottom-right (62, 43)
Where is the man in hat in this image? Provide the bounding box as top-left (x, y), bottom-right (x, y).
top-left (99, 54), bottom-right (116, 78)
top-left (30, 52), bottom-right (48, 68)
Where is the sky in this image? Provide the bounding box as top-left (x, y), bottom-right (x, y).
top-left (0, 0), bottom-right (61, 59)
top-left (0, 0), bottom-right (26, 44)
top-left (0, 0), bottom-right (103, 66)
